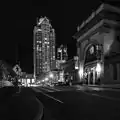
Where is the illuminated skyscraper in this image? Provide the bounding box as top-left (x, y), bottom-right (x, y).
top-left (33, 17), bottom-right (55, 78)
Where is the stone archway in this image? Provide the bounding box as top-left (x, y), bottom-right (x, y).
top-left (83, 40), bottom-right (102, 64)
top-left (83, 41), bottom-right (103, 85)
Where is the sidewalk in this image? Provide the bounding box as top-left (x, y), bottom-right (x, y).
top-left (86, 84), bottom-right (120, 89)
top-left (82, 84), bottom-right (120, 100)
top-left (75, 84), bottom-right (120, 92)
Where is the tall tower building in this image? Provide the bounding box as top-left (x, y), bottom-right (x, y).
top-left (49, 29), bottom-right (56, 69)
top-left (33, 17), bottom-right (55, 78)
top-left (57, 45), bottom-right (68, 62)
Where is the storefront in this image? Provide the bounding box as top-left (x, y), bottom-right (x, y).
top-left (83, 44), bottom-right (103, 85)
top-left (84, 62), bottom-right (103, 85)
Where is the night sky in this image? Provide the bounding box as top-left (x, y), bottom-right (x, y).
top-left (0, 0), bottom-right (116, 73)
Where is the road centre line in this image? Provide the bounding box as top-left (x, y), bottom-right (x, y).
top-left (41, 92), bottom-right (64, 103)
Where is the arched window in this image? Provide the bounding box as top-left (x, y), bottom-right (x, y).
top-left (84, 44), bottom-right (102, 64)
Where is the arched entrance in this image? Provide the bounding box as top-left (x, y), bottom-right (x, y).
top-left (83, 43), bottom-right (103, 85)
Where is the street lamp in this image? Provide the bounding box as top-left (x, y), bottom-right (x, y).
top-left (78, 66), bottom-right (84, 80)
top-left (49, 72), bottom-right (54, 78)
top-left (96, 63), bottom-right (102, 73)
top-left (96, 63), bottom-right (102, 80)
top-left (45, 77), bottom-right (49, 81)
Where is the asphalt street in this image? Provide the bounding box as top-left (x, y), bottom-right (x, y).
top-left (1, 85), bottom-right (120, 120)
top-left (32, 84), bottom-right (120, 120)
top-left (0, 87), bottom-right (44, 120)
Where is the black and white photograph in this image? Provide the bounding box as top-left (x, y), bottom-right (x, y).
top-left (0, 0), bottom-right (120, 120)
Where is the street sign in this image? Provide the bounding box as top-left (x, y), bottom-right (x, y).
top-left (13, 64), bottom-right (22, 75)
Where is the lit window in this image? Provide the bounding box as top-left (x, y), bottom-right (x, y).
top-left (44, 38), bottom-right (47, 40)
top-left (27, 79), bottom-right (30, 84)
top-left (37, 41), bottom-right (42, 43)
top-left (96, 63), bottom-right (102, 73)
top-left (58, 49), bottom-right (62, 52)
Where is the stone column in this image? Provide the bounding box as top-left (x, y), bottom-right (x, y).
top-left (93, 70), bottom-right (96, 85)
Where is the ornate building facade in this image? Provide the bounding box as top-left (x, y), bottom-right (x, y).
top-left (73, 3), bottom-right (120, 85)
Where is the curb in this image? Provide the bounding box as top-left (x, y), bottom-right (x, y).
top-left (33, 97), bottom-right (44, 120)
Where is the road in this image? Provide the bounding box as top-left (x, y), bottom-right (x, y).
top-left (1, 84), bottom-right (120, 120)
top-left (0, 87), bottom-right (44, 120)
top-left (32, 84), bottom-right (120, 120)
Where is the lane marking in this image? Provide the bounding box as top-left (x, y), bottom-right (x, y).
top-left (32, 88), bottom-right (64, 104)
top-left (41, 92), bottom-right (64, 104)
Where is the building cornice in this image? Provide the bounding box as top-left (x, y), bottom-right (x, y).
top-left (77, 19), bottom-right (104, 43)
top-left (76, 19), bottom-right (119, 44)
top-left (73, 3), bottom-right (120, 40)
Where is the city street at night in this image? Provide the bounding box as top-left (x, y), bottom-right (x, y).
top-left (0, 82), bottom-right (120, 120)
top-left (32, 83), bottom-right (120, 120)
top-left (1, 1), bottom-right (120, 120)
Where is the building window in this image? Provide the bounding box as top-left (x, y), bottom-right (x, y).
top-left (84, 44), bottom-right (102, 64)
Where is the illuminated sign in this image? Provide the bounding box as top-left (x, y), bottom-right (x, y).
top-left (13, 64), bottom-right (22, 75)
